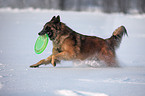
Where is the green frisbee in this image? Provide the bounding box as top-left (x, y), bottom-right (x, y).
top-left (34, 34), bottom-right (49, 54)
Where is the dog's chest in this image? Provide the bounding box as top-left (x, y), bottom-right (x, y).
top-left (52, 41), bottom-right (63, 52)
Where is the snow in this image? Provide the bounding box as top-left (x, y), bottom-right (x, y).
top-left (0, 8), bottom-right (145, 96)
top-left (56, 89), bottom-right (108, 96)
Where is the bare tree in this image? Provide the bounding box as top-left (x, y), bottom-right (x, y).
top-left (118, 0), bottom-right (129, 14)
top-left (138, 0), bottom-right (145, 13)
top-left (103, 0), bottom-right (114, 13)
top-left (59, 0), bottom-right (65, 10)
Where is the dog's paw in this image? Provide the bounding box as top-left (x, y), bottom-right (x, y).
top-left (30, 64), bottom-right (39, 68)
top-left (51, 60), bottom-right (56, 67)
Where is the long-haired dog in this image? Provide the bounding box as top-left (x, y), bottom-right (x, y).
top-left (30, 15), bottom-right (127, 68)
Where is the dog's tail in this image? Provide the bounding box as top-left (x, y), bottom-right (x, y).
top-left (106, 26), bottom-right (128, 50)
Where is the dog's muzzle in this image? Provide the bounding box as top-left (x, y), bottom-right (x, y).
top-left (38, 31), bottom-right (46, 35)
top-left (38, 31), bottom-right (53, 39)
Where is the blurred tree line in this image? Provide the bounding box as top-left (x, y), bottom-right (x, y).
top-left (0, 0), bottom-right (145, 14)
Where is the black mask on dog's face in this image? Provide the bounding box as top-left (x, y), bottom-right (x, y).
top-left (38, 26), bottom-right (52, 37)
top-left (38, 15), bottom-right (60, 40)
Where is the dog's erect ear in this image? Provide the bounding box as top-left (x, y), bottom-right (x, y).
top-left (54, 15), bottom-right (60, 24)
top-left (51, 16), bottom-right (56, 21)
top-left (56, 15), bottom-right (60, 21)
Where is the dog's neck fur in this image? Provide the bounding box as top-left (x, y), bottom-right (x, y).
top-left (52, 23), bottom-right (72, 48)
top-left (60, 23), bottom-right (75, 34)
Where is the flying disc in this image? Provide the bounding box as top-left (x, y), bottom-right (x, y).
top-left (34, 34), bottom-right (49, 54)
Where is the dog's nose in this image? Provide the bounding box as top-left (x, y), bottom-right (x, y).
top-left (38, 32), bottom-right (41, 35)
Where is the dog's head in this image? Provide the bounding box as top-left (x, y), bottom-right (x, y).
top-left (38, 15), bottom-right (62, 40)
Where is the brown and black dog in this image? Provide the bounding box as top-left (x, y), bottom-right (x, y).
top-left (30, 15), bottom-right (127, 68)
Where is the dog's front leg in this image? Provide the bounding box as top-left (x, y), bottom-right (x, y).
top-left (30, 47), bottom-right (61, 68)
top-left (51, 51), bottom-right (74, 66)
top-left (30, 55), bottom-right (52, 68)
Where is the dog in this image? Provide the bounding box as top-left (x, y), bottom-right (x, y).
top-left (30, 15), bottom-right (127, 68)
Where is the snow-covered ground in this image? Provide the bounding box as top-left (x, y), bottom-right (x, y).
top-left (0, 8), bottom-right (145, 96)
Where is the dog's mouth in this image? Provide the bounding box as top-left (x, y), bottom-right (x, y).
top-left (38, 31), bottom-right (53, 38)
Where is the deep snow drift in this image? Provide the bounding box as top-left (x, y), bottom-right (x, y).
top-left (0, 8), bottom-right (145, 96)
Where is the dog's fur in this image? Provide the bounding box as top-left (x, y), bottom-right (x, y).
top-left (30, 15), bottom-right (127, 68)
